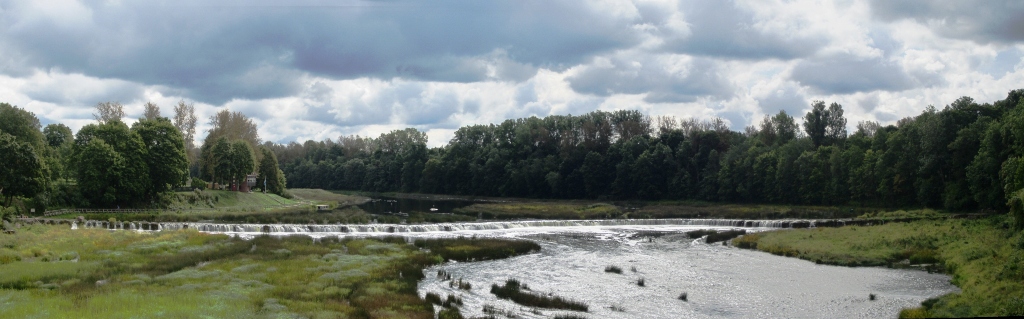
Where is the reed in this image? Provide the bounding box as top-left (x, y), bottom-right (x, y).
top-left (490, 279), bottom-right (588, 312)
top-left (604, 265), bottom-right (623, 274)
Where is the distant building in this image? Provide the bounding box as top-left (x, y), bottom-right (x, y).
top-left (231, 174), bottom-right (259, 192)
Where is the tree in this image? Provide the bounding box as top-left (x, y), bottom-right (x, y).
top-left (0, 132), bottom-right (44, 206)
top-left (172, 100), bottom-right (198, 174)
top-left (825, 102), bottom-right (847, 146)
top-left (804, 101), bottom-right (828, 147)
top-left (211, 137), bottom-right (232, 186)
top-left (0, 102), bottom-right (45, 150)
top-left (132, 118), bottom-right (188, 196)
top-left (43, 124), bottom-right (73, 149)
top-left (74, 120), bottom-right (150, 206)
top-left (93, 101), bottom-right (125, 123)
top-left (257, 147), bottom-right (285, 195)
top-left (141, 102), bottom-right (161, 120)
top-left (76, 138), bottom-right (124, 207)
top-left (201, 109), bottom-right (260, 181)
top-left (229, 140), bottom-right (255, 189)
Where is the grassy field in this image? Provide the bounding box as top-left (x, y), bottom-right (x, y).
top-left (0, 224), bottom-right (537, 318)
top-left (731, 214), bottom-right (1024, 317)
top-left (288, 189), bottom-right (370, 207)
top-left (452, 200), bottom-right (880, 220)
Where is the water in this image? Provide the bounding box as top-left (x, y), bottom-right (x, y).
top-left (70, 219), bottom-right (957, 317)
top-left (356, 196), bottom-right (476, 215)
top-left (73, 218), bottom-right (849, 235)
top-left (417, 230), bottom-right (958, 319)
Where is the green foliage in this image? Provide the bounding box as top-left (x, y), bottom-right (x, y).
top-left (229, 140), bottom-right (255, 188)
top-left (133, 118), bottom-right (189, 196)
top-left (257, 147), bottom-right (285, 195)
top-left (0, 132), bottom-right (45, 204)
top-left (0, 102), bottom-right (44, 150)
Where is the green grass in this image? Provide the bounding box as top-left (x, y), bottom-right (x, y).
top-left (288, 188), bottom-right (369, 206)
top-left (490, 279), bottom-right (588, 312)
top-left (454, 202), bottom-right (620, 220)
top-left (0, 224), bottom-right (541, 318)
top-left (731, 216), bottom-right (1024, 317)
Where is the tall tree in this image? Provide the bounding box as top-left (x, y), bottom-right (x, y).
top-left (257, 147), bottom-right (285, 195)
top-left (229, 140), bottom-right (255, 189)
top-left (804, 101), bottom-right (828, 148)
top-left (0, 102), bottom-right (45, 150)
top-left (0, 132), bottom-right (44, 206)
top-left (74, 120), bottom-right (150, 206)
top-left (43, 123), bottom-right (73, 149)
top-left (93, 101), bottom-right (125, 123)
top-left (201, 109), bottom-right (260, 180)
top-left (172, 100), bottom-right (198, 153)
top-left (211, 137), bottom-right (232, 186)
top-left (141, 102), bottom-right (161, 120)
top-left (825, 102), bottom-right (847, 146)
top-left (132, 118), bottom-right (189, 197)
top-left (76, 138), bottom-right (124, 207)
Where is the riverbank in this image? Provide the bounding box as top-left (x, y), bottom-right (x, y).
top-left (731, 215), bottom-right (1024, 317)
top-left (0, 224), bottom-right (535, 318)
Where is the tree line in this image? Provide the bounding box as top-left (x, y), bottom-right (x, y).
top-left (278, 90), bottom-right (1024, 220)
top-left (0, 101), bottom-right (285, 214)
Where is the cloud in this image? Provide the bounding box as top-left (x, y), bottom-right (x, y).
top-left (755, 81), bottom-right (808, 116)
top-left (870, 0), bottom-right (1024, 44)
top-left (567, 54), bottom-right (734, 103)
top-left (661, 0), bottom-right (825, 60)
top-left (791, 53), bottom-right (917, 94)
top-left (0, 0), bottom-right (641, 105)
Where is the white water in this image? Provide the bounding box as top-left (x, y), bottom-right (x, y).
top-left (418, 230), bottom-right (957, 319)
top-left (72, 218), bottom-right (841, 237)
top-left (70, 218), bottom-right (957, 317)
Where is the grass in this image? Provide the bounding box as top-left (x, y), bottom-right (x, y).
top-left (0, 224), bottom-right (540, 318)
top-left (414, 237), bottom-right (540, 262)
top-left (604, 265), bottom-right (623, 274)
top-left (452, 199), bottom-right (891, 220)
top-left (731, 216), bottom-right (1024, 317)
top-left (678, 292), bottom-right (688, 301)
top-left (454, 202), bottom-right (620, 220)
top-left (288, 188), bottom-right (369, 206)
top-left (490, 279), bottom-right (588, 312)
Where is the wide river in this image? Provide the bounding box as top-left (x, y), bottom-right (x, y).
top-left (414, 225), bottom-right (957, 318)
top-left (80, 219), bottom-right (958, 318)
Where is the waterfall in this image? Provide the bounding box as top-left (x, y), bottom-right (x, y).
top-left (70, 218), bottom-right (862, 234)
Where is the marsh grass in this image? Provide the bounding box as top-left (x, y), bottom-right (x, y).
top-left (490, 279), bottom-right (588, 312)
top-left (0, 224), bottom-right (537, 318)
top-left (731, 216), bottom-right (1024, 317)
top-left (604, 265), bottom-right (623, 274)
top-left (414, 237), bottom-right (540, 262)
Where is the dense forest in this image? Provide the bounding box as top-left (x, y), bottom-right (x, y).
top-left (277, 90), bottom-right (1024, 215)
top-left (0, 102), bottom-right (285, 213)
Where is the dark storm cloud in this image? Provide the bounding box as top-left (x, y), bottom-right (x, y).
top-left (567, 56), bottom-right (734, 103)
top-left (0, 0), bottom-right (638, 104)
top-left (790, 53), bottom-right (917, 94)
top-left (662, 0), bottom-right (825, 60)
top-left (870, 0), bottom-right (1024, 44)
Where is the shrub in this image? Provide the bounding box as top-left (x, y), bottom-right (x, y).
top-left (491, 279), bottom-right (587, 312)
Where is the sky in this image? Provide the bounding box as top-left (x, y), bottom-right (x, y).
top-left (2, 0), bottom-right (1023, 148)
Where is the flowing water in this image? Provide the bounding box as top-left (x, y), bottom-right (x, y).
top-left (417, 228), bottom-right (957, 319)
top-left (71, 219), bottom-right (957, 318)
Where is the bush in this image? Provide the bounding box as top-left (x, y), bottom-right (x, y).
top-left (191, 177), bottom-right (208, 191)
top-left (491, 279), bottom-right (587, 312)
top-left (604, 265), bottom-right (622, 274)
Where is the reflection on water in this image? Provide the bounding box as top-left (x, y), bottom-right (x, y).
top-left (418, 229), bottom-right (958, 319)
top-left (357, 196), bottom-right (476, 215)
